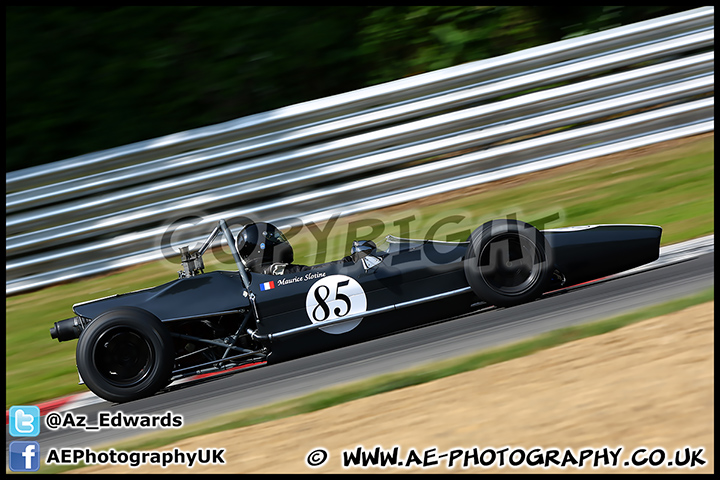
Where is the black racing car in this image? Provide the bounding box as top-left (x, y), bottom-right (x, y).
top-left (50, 218), bottom-right (662, 403)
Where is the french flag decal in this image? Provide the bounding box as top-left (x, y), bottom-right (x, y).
top-left (260, 281), bottom-right (275, 291)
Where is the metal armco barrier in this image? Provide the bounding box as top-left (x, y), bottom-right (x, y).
top-left (5, 7), bottom-right (715, 295)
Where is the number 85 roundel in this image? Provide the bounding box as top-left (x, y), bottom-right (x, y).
top-left (305, 275), bottom-right (367, 334)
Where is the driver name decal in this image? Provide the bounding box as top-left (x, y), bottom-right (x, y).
top-left (277, 271), bottom-right (327, 287)
top-left (305, 275), bottom-right (367, 334)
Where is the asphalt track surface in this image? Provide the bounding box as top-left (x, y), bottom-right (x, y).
top-left (9, 252), bottom-right (714, 452)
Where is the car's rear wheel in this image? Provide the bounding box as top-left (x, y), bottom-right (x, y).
top-left (76, 307), bottom-right (173, 403)
top-left (463, 219), bottom-right (554, 307)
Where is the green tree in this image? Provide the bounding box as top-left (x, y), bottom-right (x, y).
top-left (6, 6), bottom-right (691, 172)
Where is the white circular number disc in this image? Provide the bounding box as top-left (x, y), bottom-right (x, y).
top-left (305, 275), bottom-right (367, 334)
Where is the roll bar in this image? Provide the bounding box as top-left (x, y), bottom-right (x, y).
top-left (180, 219), bottom-right (252, 290)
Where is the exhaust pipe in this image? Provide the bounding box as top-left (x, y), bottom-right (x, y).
top-left (50, 316), bottom-right (90, 342)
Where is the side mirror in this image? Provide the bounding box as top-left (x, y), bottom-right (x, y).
top-left (361, 255), bottom-right (383, 272)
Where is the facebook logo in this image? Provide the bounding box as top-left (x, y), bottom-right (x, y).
top-left (9, 406), bottom-right (40, 437)
top-left (9, 441), bottom-right (41, 472)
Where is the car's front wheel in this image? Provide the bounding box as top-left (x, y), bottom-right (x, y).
top-left (76, 307), bottom-right (173, 403)
top-left (463, 219), bottom-right (554, 308)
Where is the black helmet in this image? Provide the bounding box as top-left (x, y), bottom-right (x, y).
top-left (235, 222), bottom-right (294, 272)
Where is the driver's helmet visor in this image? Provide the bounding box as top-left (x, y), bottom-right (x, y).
top-left (262, 228), bottom-right (288, 246)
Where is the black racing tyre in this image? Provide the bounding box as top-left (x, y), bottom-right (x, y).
top-left (76, 307), bottom-right (173, 403)
top-left (463, 219), bottom-right (554, 308)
